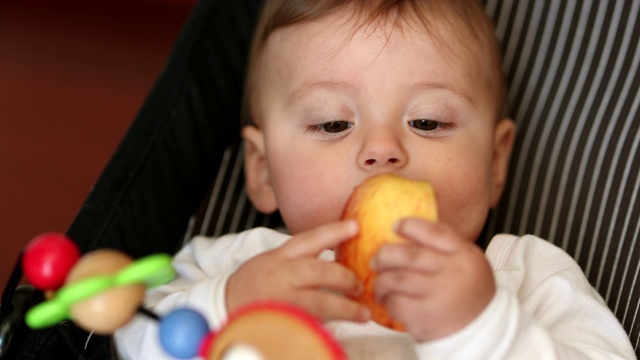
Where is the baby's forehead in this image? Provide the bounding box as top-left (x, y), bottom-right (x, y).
top-left (270, 9), bottom-right (498, 78)
top-left (263, 3), bottom-right (499, 70)
top-left (247, 1), bottom-right (506, 122)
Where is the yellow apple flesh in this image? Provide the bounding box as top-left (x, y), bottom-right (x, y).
top-left (336, 173), bottom-right (438, 330)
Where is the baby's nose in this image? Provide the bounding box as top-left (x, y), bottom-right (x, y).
top-left (358, 133), bottom-right (407, 169)
top-left (363, 157), bottom-right (401, 166)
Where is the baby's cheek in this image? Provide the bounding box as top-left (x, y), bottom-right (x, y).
top-left (268, 150), bottom-right (351, 233)
top-left (434, 172), bottom-right (493, 242)
top-left (277, 187), bottom-right (346, 234)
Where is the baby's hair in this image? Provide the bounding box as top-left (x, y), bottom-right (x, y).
top-left (242, 0), bottom-right (506, 126)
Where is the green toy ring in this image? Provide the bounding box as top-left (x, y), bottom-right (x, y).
top-left (25, 253), bottom-right (175, 329)
top-left (115, 254), bottom-right (174, 287)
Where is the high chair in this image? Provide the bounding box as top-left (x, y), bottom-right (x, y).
top-left (1, 0), bottom-right (639, 358)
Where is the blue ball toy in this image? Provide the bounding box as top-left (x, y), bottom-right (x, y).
top-left (159, 307), bottom-right (210, 358)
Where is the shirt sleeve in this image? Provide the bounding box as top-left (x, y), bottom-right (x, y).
top-left (414, 234), bottom-right (635, 359)
top-left (114, 228), bottom-right (290, 360)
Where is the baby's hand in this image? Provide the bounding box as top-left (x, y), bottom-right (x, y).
top-left (226, 220), bottom-right (370, 323)
top-left (372, 218), bottom-right (495, 341)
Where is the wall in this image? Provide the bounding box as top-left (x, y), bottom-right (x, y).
top-left (0, 0), bottom-right (194, 290)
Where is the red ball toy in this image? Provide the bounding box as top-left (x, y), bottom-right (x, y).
top-left (22, 233), bottom-right (81, 290)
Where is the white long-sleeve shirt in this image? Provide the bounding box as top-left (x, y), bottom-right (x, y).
top-left (114, 227), bottom-right (635, 359)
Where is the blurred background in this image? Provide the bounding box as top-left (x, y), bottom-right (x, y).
top-left (0, 0), bottom-right (195, 289)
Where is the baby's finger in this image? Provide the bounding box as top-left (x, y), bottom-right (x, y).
top-left (372, 243), bottom-right (446, 273)
top-left (289, 259), bottom-right (363, 297)
top-left (298, 290), bottom-right (370, 323)
top-left (395, 218), bottom-right (462, 254)
top-left (281, 220), bottom-right (359, 258)
top-left (374, 269), bottom-right (434, 304)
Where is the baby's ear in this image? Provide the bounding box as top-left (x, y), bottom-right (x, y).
top-left (242, 125), bottom-right (278, 214)
top-left (490, 118), bottom-right (516, 207)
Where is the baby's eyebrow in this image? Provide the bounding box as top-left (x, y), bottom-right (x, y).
top-left (409, 81), bottom-right (474, 105)
top-left (287, 79), bottom-right (473, 106)
top-left (287, 80), bottom-right (355, 105)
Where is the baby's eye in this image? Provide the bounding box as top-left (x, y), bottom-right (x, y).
top-left (319, 121), bottom-right (352, 133)
top-left (307, 121), bottom-right (353, 134)
top-left (408, 119), bottom-right (455, 138)
top-left (409, 119), bottom-right (440, 131)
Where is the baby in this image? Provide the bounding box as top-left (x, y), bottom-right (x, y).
top-left (116, 0), bottom-right (635, 358)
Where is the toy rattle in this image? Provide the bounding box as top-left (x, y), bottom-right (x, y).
top-left (21, 233), bottom-right (346, 360)
top-left (22, 233), bottom-right (175, 333)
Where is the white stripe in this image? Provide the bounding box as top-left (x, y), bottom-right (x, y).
top-left (622, 206), bottom-right (640, 328)
top-left (200, 145), bottom-right (233, 235)
top-left (613, 129), bottom-right (640, 313)
top-left (545, 1), bottom-right (594, 246)
top-left (630, 234), bottom-right (640, 349)
top-left (500, 1), bottom-right (526, 76)
top-left (229, 189), bottom-right (249, 234)
top-left (522, 1), bottom-right (576, 237)
top-left (181, 216), bottom-right (196, 246)
top-left (597, 4), bottom-right (640, 294)
top-left (616, 114), bottom-right (640, 316)
top-left (504, 0), bottom-right (549, 232)
top-left (517, 1), bottom-right (563, 234)
top-left (213, 143), bottom-right (244, 236)
top-left (485, 0), bottom-right (519, 238)
top-left (228, 146), bottom-right (250, 234)
top-left (577, 1), bottom-right (627, 275)
top-left (558, 1), bottom-right (610, 260)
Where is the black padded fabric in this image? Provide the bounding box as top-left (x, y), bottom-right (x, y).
top-left (65, 0), bottom-right (261, 258)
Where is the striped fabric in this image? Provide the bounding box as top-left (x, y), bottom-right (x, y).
top-left (185, 0), bottom-right (640, 355)
top-left (485, 0), bottom-right (640, 352)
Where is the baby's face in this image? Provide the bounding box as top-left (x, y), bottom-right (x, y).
top-left (248, 11), bottom-right (514, 242)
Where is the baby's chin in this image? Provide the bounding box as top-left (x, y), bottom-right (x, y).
top-left (280, 210), bottom-right (342, 235)
top-left (439, 212), bottom-right (490, 244)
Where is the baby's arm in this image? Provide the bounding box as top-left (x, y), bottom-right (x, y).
top-left (475, 234), bottom-right (636, 359)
